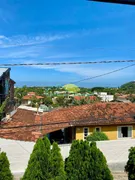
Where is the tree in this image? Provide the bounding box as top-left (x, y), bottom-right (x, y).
top-left (86, 132), bottom-right (109, 141)
top-left (15, 87), bottom-right (27, 104)
top-left (65, 140), bottom-right (91, 180)
top-left (56, 96), bottom-right (65, 107)
top-left (0, 97), bottom-right (9, 120)
top-left (0, 152), bottom-right (13, 180)
top-left (63, 84), bottom-right (80, 93)
top-left (30, 96), bottom-right (41, 113)
top-left (44, 96), bottom-right (53, 106)
top-left (125, 147), bottom-right (135, 180)
top-left (50, 142), bottom-right (66, 180)
top-left (88, 142), bottom-right (113, 180)
top-left (65, 140), bottom-right (113, 180)
top-left (22, 137), bottom-right (52, 180)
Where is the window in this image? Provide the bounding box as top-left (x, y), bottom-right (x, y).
top-left (83, 127), bottom-right (89, 140)
top-left (95, 127), bottom-right (101, 132)
top-left (118, 126), bottom-right (132, 138)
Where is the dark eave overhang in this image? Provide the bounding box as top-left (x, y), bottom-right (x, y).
top-left (88, 0), bottom-right (135, 5)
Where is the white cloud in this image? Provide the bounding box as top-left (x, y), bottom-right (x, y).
top-left (0, 34), bottom-right (70, 48)
top-left (23, 61), bottom-right (134, 81)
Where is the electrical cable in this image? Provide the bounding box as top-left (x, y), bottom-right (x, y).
top-left (0, 60), bottom-right (135, 66)
top-left (71, 63), bottom-right (135, 84)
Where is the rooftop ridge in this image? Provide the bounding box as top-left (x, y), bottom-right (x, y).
top-left (18, 105), bottom-right (43, 112)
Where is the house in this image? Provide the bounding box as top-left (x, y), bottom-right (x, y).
top-left (94, 92), bottom-right (114, 102)
top-left (0, 103), bottom-right (135, 143)
top-left (0, 68), bottom-right (16, 117)
top-left (0, 68), bottom-right (15, 104)
top-left (22, 92), bottom-right (44, 105)
top-left (74, 95), bottom-right (97, 101)
top-left (116, 95), bottom-right (131, 103)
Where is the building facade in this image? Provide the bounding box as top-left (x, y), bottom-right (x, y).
top-left (76, 125), bottom-right (135, 140)
top-left (0, 68), bottom-right (16, 118)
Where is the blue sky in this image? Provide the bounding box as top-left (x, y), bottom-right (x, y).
top-left (0, 0), bottom-right (135, 87)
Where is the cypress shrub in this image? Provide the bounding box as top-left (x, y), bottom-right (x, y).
top-left (0, 152), bottom-right (13, 180)
top-left (86, 132), bottom-right (109, 141)
top-left (125, 147), bottom-right (135, 180)
top-left (65, 140), bottom-right (113, 180)
top-left (22, 137), bottom-right (52, 180)
top-left (50, 142), bottom-right (66, 180)
top-left (65, 140), bottom-right (91, 180)
top-left (88, 142), bottom-right (113, 180)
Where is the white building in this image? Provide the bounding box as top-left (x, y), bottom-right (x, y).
top-left (94, 92), bottom-right (114, 102)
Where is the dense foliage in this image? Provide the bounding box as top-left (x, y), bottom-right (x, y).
top-left (0, 152), bottom-right (13, 180)
top-left (121, 81), bottom-right (135, 94)
top-left (22, 137), bottom-right (52, 180)
top-left (22, 137), bottom-right (65, 180)
top-left (65, 140), bottom-right (113, 180)
top-left (63, 84), bottom-right (80, 93)
top-left (125, 147), bottom-right (135, 180)
top-left (14, 82), bottom-right (135, 109)
top-left (86, 132), bottom-right (109, 141)
top-left (0, 97), bottom-right (9, 120)
top-left (51, 142), bottom-right (66, 180)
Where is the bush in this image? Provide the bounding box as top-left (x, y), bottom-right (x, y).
top-left (89, 141), bottom-right (113, 180)
top-left (86, 132), bottom-right (109, 141)
top-left (0, 152), bottom-right (13, 180)
top-left (22, 137), bottom-right (52, 180)
top-left (22, 136), bottom-right (66, 180)
top-left (65, 140), bottom-right (113, 180)
top-left (50, 142), bottom-right (66, 179)
top-left (125, 147), bottom-right (135, 180)
top-left (65, 140), bottom-right (88, 180)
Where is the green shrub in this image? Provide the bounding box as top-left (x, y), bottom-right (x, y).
top-left (22, 137), bottom-right (52, 180)
top-left (65, 140), bottom-right (113, 180)
top-left (22, 137), bottom-right (66, 180)
top-left (86, 131), bottom-right (109, 141)
top-left (51, 142), bottom-right (66, 179)
top-left (0, 152), bottom-right (13, 180)
top-left (125, 147), bottom-right (135, 180)
top-left (89, 141), bottom-right (113, 180)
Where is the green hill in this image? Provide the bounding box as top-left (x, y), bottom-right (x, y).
top-left (121, 81), bottom-right (135, 93)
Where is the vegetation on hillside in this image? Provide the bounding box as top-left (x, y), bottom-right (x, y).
top-left (14, 81), bottom-right (135, 108)
top-left (121, 81), bottom-right (135, 94)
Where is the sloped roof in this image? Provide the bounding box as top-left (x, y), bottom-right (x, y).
top-left (74, 96), bottom-right (97, 101)
top-left (0, 102), bottom-right (135, 141)
top-left (0, 68), bottom-right (10, 77)
top-left (23, 95), bottom-right (44, 100)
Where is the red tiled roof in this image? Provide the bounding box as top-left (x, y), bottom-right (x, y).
top-left (74, 96), bottom-right (97, 101)
top-left (0, 102), bottom-right (135, 141)
top-left (23, 95), bottom-right (44, 100)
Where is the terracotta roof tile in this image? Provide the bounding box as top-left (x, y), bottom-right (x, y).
top-left (0, 102), bottom-right (135, 141)
top-left (74, 96), bottom-right (97, 101)
top-left (23, 95), bottom-right (44, 100)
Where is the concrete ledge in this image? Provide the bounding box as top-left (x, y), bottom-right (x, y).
top-left (13, 171), bottom-right (128, 180)
top-left (112, 172), bottom-right (128, 180)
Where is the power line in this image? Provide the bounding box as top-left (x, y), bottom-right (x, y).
top-left (1, 60), bottom-right (135, 66)
top-left (71, 63), bottom-right (135, 84)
